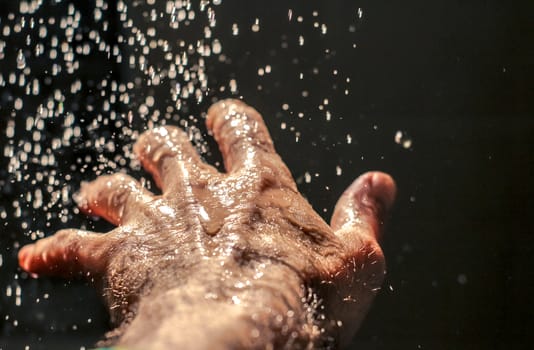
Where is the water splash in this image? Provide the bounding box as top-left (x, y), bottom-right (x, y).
top-left (0, 0), bottom-right (228, 346)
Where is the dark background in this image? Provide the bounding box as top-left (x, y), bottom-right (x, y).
top-left (0, 0), bottom-right (533, 349)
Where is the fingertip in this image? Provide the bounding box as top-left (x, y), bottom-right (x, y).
top-left (331, 171), bottom-right (396, 235)
top-left (207, 98), bottom-right (240, 114)
top-left (206, 98), bottom-right (249, 130)
top-left (349, 171), bottom-right (396, 224)
top-left (206, 99), bottom-right (232, 131)
top-left (18, 246), bottom-right (27, 268)
top-left (18, 244), bottom-right (35, 273)
top-left (366, 171), bottom-right (397, 213)
top-left (73, 183), bottom-right (90, 213)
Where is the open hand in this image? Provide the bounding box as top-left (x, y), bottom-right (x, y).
top-left (19, 99), bottom-right (396, 349)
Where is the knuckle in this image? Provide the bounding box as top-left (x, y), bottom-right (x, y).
top-left (248, 164), bottom-right (293, 191)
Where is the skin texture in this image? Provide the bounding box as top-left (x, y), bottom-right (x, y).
top-left (18, 99), bottom-right (396, 350)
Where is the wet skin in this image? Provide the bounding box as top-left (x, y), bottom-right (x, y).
top-left (18, 99), bottom-right (396, 350)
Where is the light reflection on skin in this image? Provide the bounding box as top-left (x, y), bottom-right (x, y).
top-left (198, 206), bottom-right (210, 221)
top-left (342, 207), bottom-right (363, 228)
top-left (177, 160), bottom-right (209, 257)
top-left (158, 204), bottom-right (175, 218)
top-left (244, 147), bottom-right (255, 168)
top-left (212, 183), bottom-right (234, 207)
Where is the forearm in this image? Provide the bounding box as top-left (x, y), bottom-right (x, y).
top-left (106, 263), bottom-right (324, 350)
top-left (118, 289), bottom-right (255, 350)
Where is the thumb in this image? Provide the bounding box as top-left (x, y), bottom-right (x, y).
top-left (330, 171), bottom-right (396, 240)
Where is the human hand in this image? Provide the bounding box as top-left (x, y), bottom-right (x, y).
top-left (18, 99), bottom-right (396, 349)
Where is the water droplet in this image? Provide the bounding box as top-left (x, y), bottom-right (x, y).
top-left (16, 49), bottom-right (26, 69)
top-left (251, 18), bottom-right (260, 32)
top-left (231, 23), bottom-right (239, 36)
top-left (212, 39), bottom-right (222, 54)
top-left (14, 98), bottom-right (23, 110)
top-left (394, 131), bottom-right (413, 149)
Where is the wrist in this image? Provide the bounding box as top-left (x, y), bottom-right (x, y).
top-left (107, 261), bottom-right (323, 349)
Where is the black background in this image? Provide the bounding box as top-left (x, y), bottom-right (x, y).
top-left (0, 0), bottom-right (533, 349)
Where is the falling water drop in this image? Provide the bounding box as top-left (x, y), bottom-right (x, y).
top-left (16, 49), bottom-right (26, 69)
top-left (394, 131), bottom-right (413, 149)
top-left (251, 18), bottom-right (260, 32)
top-left (232, 23), bottom-right (239, 36)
